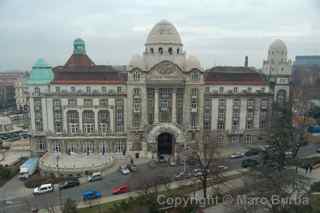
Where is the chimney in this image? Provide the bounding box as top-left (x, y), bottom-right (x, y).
top-left (244, 56), bottom-right (248, 67)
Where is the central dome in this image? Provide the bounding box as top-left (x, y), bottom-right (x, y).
top-left (146, 20), bottom-right (182, 45)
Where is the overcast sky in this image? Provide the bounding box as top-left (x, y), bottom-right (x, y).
top-left (0, 0), bottom-right (319, 71)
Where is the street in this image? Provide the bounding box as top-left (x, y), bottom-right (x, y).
top-left (1, 142), bottom-right (320, 213)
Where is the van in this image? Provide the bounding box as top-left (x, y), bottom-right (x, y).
top-left (88, 172), bottom-right (102, 182)
top-left (33, 184), bottom-right (54, 195)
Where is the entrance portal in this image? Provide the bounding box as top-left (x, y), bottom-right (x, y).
top-left (157, 133), bottom-right (174, 155)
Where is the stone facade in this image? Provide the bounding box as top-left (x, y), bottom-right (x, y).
top-left (26, 20), bottom-right (292, 170)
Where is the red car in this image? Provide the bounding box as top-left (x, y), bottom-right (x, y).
top-left (112, 184), bottom-right (129, 195)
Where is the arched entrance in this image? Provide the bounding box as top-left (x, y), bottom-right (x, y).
top-left (157, 133), bottom-right (174, 156)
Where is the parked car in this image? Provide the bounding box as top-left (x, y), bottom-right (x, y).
top-left (244, 148), bottom-right (262, 157)
top-left (59, 178), bottom-right (80, 190)
top-left (241, 159), bottom-right (259, 168)
top-left (112, 184), bottom-right (129, 195)
top-left (217, 165), bottom-right (229, 171)
top-left (33, 184), bottom-right (54, 195)
top-left (316, 148), bottom-right (320, 153)
top-left (175, 171), bottom-right (185, 180)
top-left (82, 190), bottom-right (102, 201)
top-left (120, 165), bottom-right (130, 175)
top-left (230, 152), bottom-right (245, 159)
top-left (88, 172), bottom-right (102, 182)
top-left (127, 164), bottom-right (137, 172)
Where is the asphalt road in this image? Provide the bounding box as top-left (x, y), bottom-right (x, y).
top-left (1, 143), bottom-right (320, 213)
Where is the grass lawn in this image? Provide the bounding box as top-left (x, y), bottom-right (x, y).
top-left (78, 200), bottom-right (122, 213)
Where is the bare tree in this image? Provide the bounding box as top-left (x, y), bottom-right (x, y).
top-left (192, 130), bottom-right (226, 207)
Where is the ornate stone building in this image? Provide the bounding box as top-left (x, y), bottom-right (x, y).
top-left (27, 20), bottom-right (291, 167)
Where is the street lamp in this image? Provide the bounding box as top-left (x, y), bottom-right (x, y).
top-left (55, 152), bottom-right (62, 210)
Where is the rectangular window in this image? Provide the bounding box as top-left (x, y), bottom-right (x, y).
top-left (191, 88), bottom-right (198, 97)
top-left (99, 99), bottom-right (108, 106)
top-left (68, 99), bottom-right (77, 106)
top-left (117, 86), bottom-right (122, 93)
top-left (84, 99), bottom-right (93, 107)
top-left (55, 87), bottom-right (60, 93)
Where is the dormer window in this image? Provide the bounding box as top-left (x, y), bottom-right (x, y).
top-left (34, 87), bottom-right (40, 96)
top-left (86, 86), bottom-right (91, 93)
top-left (234, 87), bottom-right (238, 93)
top-left (159, 47), bottom-right (163, 54)
top-left (168, 47), bottom-right (173, 55)
top-left (55, 87), bottom-right (60, 93)
top-left (71, 87), bottom-right (75, 92)
top-left (219, 87), bottom-right (224, 93)
top-left (150, 48), bottom-right (154, 54)
top-left (102, 87), bottom-right (106, 93)
top-left (191, 72), bottom-right (200, 81)
top-left (177, 48), bottom-right (180, 54)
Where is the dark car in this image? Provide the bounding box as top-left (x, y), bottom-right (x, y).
top-left (241, 159), bottom-right (259, 168)
top-left (59, 178), bottom-right (80, 190)
top-left (244, 148), bottom-right (262, 157)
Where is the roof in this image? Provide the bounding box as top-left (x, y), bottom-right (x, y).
top-left (146, 20), bottom-right (182, 45)
top-left (204, 66), bottom-right (267, 85)
top-left (52, 66), bottom-right (127, 84)
top-left (26, 58), bottom-right (54, 85)
top-left (64, 54), bottom-right (95, 67)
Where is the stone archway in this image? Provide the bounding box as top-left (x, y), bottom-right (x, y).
top-left (146, 123), bottom-right (185, 157)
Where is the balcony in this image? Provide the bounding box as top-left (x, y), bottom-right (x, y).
top-left (228, 129), bottom-right (244, 135)
top-left (46, 131), bottom-right (127, 138)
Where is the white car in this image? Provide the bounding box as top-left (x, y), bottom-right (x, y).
top-left (230, 152), bottom-right (245, 159)
top-left (33, 184), bottom-right (54, 195)
top-left (217, 165), bottom-right (229, 171)
top-left (88, 172), bottom-right (103, 182)
top-left (120, 165), bottom-right (130, 175)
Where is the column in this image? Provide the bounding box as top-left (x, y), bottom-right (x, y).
top-left (172, 89), bottom-right (176, 123)
top-left (154, 88), bottom-right (159, 123)
top-left (79, 110), bottom-right (83, 133)
top-left (94, 110), bottom-right (99, 133)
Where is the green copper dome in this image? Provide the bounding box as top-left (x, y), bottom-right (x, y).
top-left (73, 38), bottom-right (86, 55)
top-left (26, 58), bottom-right (54, 85)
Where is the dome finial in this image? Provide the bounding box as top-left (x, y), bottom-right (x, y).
top-left (73, 38), bottom-right (86, 55)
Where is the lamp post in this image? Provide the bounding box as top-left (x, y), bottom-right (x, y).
top-left (55, 153), bottom-right (62, 210)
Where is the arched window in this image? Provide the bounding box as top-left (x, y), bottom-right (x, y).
top-left (67, 110), bottom-right (79, 134)
top-left (86, 86), bottom-right (91, 93)
top-left (168, 47), bottom-right (173, 55)
top-left (98, 110), bottom-right (110, 133)
top-left (150, 48), bottom-right (154, 54)
top-left (159, 47), bottom-right (163, 54)
top-left (71, 86), bottom-right (75, 92)
top-left (234, 87), bottom-right (238, 93)
top-left (82, 110), bottom-right (95, 134)
top-left (177, 48), bottom-right (180, 54)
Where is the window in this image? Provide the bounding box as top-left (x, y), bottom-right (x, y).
top-left (246, 120), bottom-right (254, 129)
top-left (82, 110), bottom-right (95, 134)
top-left (219, 87), bottom-right (224, 93)
top-left (191, 112), bottom-right (197, 129)
top-left (84, 99), bottom-right (93, 107)
top-left (117, 87), bottom-right (122, 93)
top-left (261, 87), bottom-right (265, 92)
top-left (177, 48), bottom-right (180, 54)
top-left (191, 88), bottom-right (198, 97)
top-left (102, 87), bottom-right (106, 93)
top-left (55, 87), bottom-right (60, 93)
top-left (245, 135), bottom-right (253, 144)
top-left (150, 48), bottom-right (154, 54)
top-left (68, 99), bottom-right (77, 106)
top-left (86, 87), bottom-right (91, 93)
top-left (248, 87), bottom-right (252, 93)
top-left (34, 87), bottom-right (40, 96)
top-left (133, 72), bottom-right (140, 81)
top-left (99, 99), bottom-right (108, 106)
top-left (217, 134), bottom-right (224, 143)
top-left (191, 72), bottom-right (200, 81)
top-left (133, 88), bottom-right (140, 96)
top-left (98, 110), bottom-right (110, 133)
top-left (217, 122), bottom-right (225, 129)
top-left (168, 47), bottom-right (173, 55)
top-left (159, 47), bottom-right (163, 54)
top-left (69, 87), bottom-right (75, 92)
top-left (233, 87), bottom-right (238, 93)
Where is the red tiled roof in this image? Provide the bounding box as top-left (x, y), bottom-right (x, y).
top-left (204, 67), bottom-right (267, 85)
top-left (53, 65), bottom-right (127, 84)
top-left (64, 54), bottom-right (95, 68)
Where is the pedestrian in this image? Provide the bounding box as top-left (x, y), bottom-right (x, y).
top-left (305, 165), bottom-right (308, 174)
top-left (310, 165), bottom-right (313, 174)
